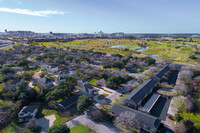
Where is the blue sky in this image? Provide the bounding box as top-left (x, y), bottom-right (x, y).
top-left (0, 0), bottom-right (200, 33)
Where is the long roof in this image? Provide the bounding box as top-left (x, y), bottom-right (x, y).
top-left (124, 79), bottom-right (157, 104)
top-left (154, 65), bottom-right (169, 79)
top-left (142, 94), bottom-right (160, 112)
top-left (109, 104), bottom-right (160, 129)
top-left (124, 65), bottom-right (169, 105)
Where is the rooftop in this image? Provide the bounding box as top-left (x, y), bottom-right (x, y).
top-left (124, 79), bottom-right (157, 104)
top-left (142, 94), bottom-right (160, 112)
top-left (109, 104), bottom-right (161, 129)
top-left (59, 95), bottom-right (79, 108)
top-left (20, 105), bottom-right (37, 114)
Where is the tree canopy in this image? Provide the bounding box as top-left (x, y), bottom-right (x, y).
top-left (45, 81), bottom-right (74, 101)
top-left (77, 95), bottom-right (92, 111)
top-left (106, 76), bottom-right (125, 89)
top-left (46, 124), bottom-right (70, 133)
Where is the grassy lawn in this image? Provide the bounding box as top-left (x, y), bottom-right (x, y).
top-left (88, 78), bottom-right (98, 86)
top-left (36, 104), bottom-right (77, 125)
top-left (70, 125), bottom-right (96, 133)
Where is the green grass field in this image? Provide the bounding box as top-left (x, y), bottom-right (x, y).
top-left (36, 38), bottom-right (200, 65)
top-left (70, 125), bottom-right (96, 133)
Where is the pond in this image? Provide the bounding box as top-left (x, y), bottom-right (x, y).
top-left (136, 46), bottom-right (149, 52)
top-left (110, 45), bottom-right (126, 48)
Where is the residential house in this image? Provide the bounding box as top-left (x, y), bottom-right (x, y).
top-left (58, 95), bottom-right (79, 110)
top-left (69, 69), bottom-right (77, 76)
top-left (77, 79), bottom-right (88, 88)
top-left (96, 79), bottom-right (106, 87)
top-left (41, 64), bottom-right (49, 70)
top-left (55, 76), bottom-right (66, 84)
top-left (47, 66), bottom-right (58, 73)
top-left (38, 77), bottom-right (53, 88)
top-left (79, 84), bottom-right (94, 97)
top-left (123, 79), bottom-right (157, 109)
top-left (109, 104), bottom-right (160, 133)
top-left (18, 105), bottom-right (38, 122)
top-left (58, 71), bottom-right (70, 77)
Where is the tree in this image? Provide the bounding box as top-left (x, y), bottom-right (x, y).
top-left (0, 66), bottom-right (14, 74)
top-left (46, 124), bottom-right (70, 133)
top-left (114, 111), bottom-right (137, 129)
top-left (45, 81), bottom-right (74, 101)
top-left (77, 95), bottom-right (92, 111)
top-left (17, 80), bottom-right (28, 91)
top-left (99, 70), bottom-right (109, 79)
top-left (106, 76), bottom-right (125, 89)
top-left (172, 96), bottom-right (193, 112)
top-left (17, 57), bottom-right (29, 67)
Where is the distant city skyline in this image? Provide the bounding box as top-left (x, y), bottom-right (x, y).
top-left (0, 0), bottom-right (200, 33)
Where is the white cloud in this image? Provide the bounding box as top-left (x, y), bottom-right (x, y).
top-left (0, 7), bottom-right (65, 17)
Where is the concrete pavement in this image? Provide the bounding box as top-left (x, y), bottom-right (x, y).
top-left (66, 114), bottom-right (123, 133)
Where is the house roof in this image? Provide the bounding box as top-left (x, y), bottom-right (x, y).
top-left (84, 84), bottom-right (93, 92)
top-left (124, 79), bottom-right (157, 105)
top-left (58, 71), bottom-right (69, 75)
top-left (80, 79), bottom-right (87, 83)
top-left (58, 95), bottom-right (79, 108)
top-left (20, 105), bottom-right (37, 114)
top-left (39, 77), bottom-right (52, 83)
top-left (109, 104), bottom-right (161, 129)
top-left (153, 65), bottom-right (169, 79)
top-left (142, 94), bottom-right (160, 112)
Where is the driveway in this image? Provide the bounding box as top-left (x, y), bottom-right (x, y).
top-left (66, 114), bottom-right (123, 133)
top-left (36, 115), bottom-right (56, 133)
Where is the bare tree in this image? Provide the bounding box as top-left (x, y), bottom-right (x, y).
top-left (114, 111), bottom-right (137, 129)
top-left (172, 96), bottom-right (193, 112)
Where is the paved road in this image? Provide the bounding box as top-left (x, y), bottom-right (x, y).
top-left (66, 114), bottom-right (123, 133)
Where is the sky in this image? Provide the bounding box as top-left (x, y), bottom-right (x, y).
top-left (0, 0), bottom-right (200, 33)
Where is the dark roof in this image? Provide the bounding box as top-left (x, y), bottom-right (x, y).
top-left (70, 69), bottom-right (76, 71)
top-left (109, 104), bottom-right (161, 129)
top-left (84, 84), bottom-right (93, 89)
top-left (153, 65), bottom-right (169, 79)
top-left (21, 105), bottom-right (37, 114)
top-left (59, 95), bottom-right (79, 108)
top-left (150, 97), bottom-right (170, 120)
top-left (39, 77), bottom-right (52, 83)
top-left (80, 79), bottom-right (87, 83)
top-left (124, 79), bottom-right (157, 104)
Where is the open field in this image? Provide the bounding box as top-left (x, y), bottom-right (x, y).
top-left (36, 38), bottom-right (200, 65)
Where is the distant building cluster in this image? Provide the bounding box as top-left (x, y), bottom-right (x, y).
top-left (1, 30), bottom-right (200, 42)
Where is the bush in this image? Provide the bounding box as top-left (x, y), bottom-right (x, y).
top-left (46, 124), bottom-right (70, 133)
